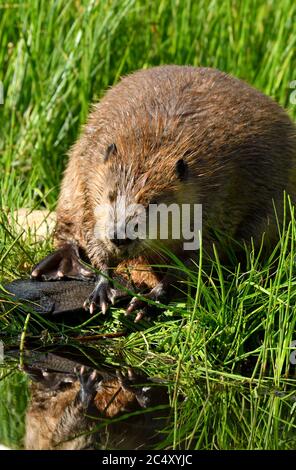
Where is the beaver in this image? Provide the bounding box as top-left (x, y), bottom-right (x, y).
top-left (31, 65), bottom-right (296, 320)
top-left (24, 365), bottom-right (168, 450)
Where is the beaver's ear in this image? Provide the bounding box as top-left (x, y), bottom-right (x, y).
top-left (104, 143), bottom-right (117, 162)
top-left (175, 158), bottom-right (188, 181)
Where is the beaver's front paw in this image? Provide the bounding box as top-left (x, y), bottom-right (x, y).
top-left (75, 366), bottom-right (99, 409)
top-left (83, 275), bottom-right (131, 315)
top-left (116, 368), bottom-right (152, 408)
top-left (83, 277), bottom-right (111, 315)
top-left (125, 283), bottom-right (167, 322)
top-left (83, 277), bottom-right (119, 315)
top-left (31, 243), bottom-right (95, 281)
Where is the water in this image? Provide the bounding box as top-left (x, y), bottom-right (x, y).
top-left (0, 344), bottom-right (170, 450)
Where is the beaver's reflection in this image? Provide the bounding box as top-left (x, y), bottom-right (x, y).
top-left (23, 352), bottom-right (169, 450)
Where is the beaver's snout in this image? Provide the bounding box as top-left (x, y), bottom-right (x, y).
top-left (110, 234), bottom-right (137, 248)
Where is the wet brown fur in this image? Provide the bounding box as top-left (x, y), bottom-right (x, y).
top-left (55, 65), bottom-right (296, 287)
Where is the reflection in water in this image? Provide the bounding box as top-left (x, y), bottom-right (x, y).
top-left (20, 349), bottom-right (169, 450)
top-left (1, 345), bottom-right (296, 450)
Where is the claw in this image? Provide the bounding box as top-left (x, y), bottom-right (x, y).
top-left (125, 284), bottom-right (167, 322)
top-left (90, 370), bottom-right (98, 381)
top-left (101, 301), bottom-right (108, 315)
top-left (109, 289), bottom-right (116, 305)
top-left (89, 302), bottom-right (96, 315)
top-left (135, 310), bottom-right (145, 323)
top-left (125, 296), bottom-right (146, 315)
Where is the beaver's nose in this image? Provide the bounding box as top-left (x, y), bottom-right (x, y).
top-left (111, 235), bottom-right (133, 247)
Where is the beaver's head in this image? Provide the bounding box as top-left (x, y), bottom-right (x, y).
top-left (91, 141), bottom-right (199, 261)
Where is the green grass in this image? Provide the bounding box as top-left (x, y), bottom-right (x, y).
top-left (0, 0), bottom-right (296, 450)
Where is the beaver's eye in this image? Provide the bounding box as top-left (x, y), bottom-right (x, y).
top-left (108, 190), bottom-right (117, 202)
top-left (175, 158), bottom-right (188, 181)
top-left (104, 143), bottom-right (117, 162)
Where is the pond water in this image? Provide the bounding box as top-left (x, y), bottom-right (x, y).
top-left (1, 278), bottom-right (296, 450)
top-left (0, 344), bottom-right (170, 450)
